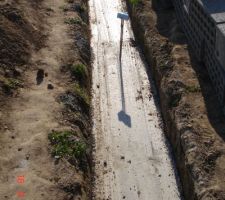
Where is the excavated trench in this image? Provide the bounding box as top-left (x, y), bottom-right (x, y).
top-left (126, 0), bottom-right (225, 200)
top-left (90, 0), bottom-right (182, 199)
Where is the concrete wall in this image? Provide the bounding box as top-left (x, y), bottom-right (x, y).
top-left (170, 0), bottom-right (225, 113)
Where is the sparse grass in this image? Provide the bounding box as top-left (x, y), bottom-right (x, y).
top-left (169, 94), bottom-right (181, 108)
top-left (73, 83), bottom-right (90, 105)
top-left (159, 64), bottom-right (169, 69)
top-left (78, 5), bottom-right (86, 12)
top-left (130, 0), bottom-right (139, 5)
top-left (3, 78), bottom-right (22, 91)
top-left (48, 130), bottom-right (87, 159)
top-left (70, 63), bottom-right (87, 80)
top-left (64, 17), bottom-right (83, 25)
top-left (59, 5), bottom-right (68, 12)
top-left (185, 85), bottom-right (201, 93)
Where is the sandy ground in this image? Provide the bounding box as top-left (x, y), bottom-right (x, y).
top-left (0, 0), bottom-right (74, 199)
top-left (90, 0), bottom-right (181, 199)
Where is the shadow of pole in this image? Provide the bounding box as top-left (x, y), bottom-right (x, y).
top-left (117, 19), bottom-right (132, 128)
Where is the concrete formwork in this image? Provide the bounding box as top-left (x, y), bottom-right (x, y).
top-left (170, 0), bottom-right (225, 113)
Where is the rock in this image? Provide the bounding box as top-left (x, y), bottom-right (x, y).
top-left (18, 148), bottom-right (22, 151)
top-left (5, 69), bottom-right (13, 77)
top-left (47, 84), bottom-right (54, 90)
top-left (14, 67), bottom-right (23, 76)
top-left (25, 154), bottom-right (30, 160)
top-left (36, 69), bottom-right (44, 85)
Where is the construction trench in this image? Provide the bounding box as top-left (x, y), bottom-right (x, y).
top-left (0, 0), bottom-right (225, 199)
top-left (91, 0), bottom-right (225, 200)
top-left (90, 0), bottom-right (181, 199)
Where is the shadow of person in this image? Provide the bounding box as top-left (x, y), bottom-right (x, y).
top-left (118, 110), bottom-right (131, 128)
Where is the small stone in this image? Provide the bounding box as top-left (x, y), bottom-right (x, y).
top-left (47, 84), bottom-right (54, 90)
top-left (97, 84), bottom-right (100, 88)
top-left (11, 136), bottom-right (15, 139)
top-left (18, 148), bottom-right (22, 151)
top-left (45, 73), bottom-right (48, 77)
top-left (127, 160), bottom-right (131, 164)
top-left (5, 70), bottom-right (12, 77)
top-left (103, 161), bottom-right (107, 167)
top-left (25, 154), bottom-right (30, 160)
top-left (121, 156), bottom-right (125, 160)
top-left (14, 67), bottom-right (23, 76)
top-left (137, 191), bottom-right (141, 197)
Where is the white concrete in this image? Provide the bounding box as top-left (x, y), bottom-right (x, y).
top-left (90, 0), bottom-right (181, 199)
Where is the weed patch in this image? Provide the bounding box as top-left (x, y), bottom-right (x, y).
top-left (2, 78), bottom-right (22, 93)
top-left (48, 130), bottom-right (87, 159)
top-left (73, 83), bottom-right (90, 105)
top-left (64, 17), bottom-right (83, 25)
top-left (185, 85), bottom-right (201, 93)
top-left (70, 63), bottom-right (87, 81)
top-left (168, 93), bottom-right (181, 108)
top-left (130, 0), bottom-right (139, 5)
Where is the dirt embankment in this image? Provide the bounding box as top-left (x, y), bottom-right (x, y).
top-left (0, 0), bottom-right (45, 97)
top-left (0, 0), bottom-right (92, 199)
top-left (126, 0), bottom-right (225, 199)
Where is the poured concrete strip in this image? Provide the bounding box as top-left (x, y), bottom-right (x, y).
top-left (90, 0), bottom-right (181, 199)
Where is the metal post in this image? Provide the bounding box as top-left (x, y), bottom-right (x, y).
top-left (119, 19), bottom-right (124, 62)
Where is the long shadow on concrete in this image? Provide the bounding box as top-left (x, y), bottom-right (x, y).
top-left (117, 52), bottom-right (132, 128)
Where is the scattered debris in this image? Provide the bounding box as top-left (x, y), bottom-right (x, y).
top-left (120, 156), bottom-right (125, 160)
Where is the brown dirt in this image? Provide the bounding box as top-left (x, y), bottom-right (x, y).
top-left (0, 0), bottom-right (91, 199)
top-left (126, 0), bottom-right (225, 199)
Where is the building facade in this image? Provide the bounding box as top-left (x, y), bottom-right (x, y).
top-left (171, 0), bottom-right (225, 113)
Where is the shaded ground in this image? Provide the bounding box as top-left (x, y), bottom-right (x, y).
top-left (126, 0), bottom-right (225, 199)
top-left (0, 0), bottom-right (92, 199)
